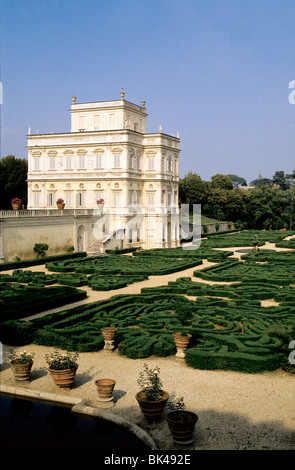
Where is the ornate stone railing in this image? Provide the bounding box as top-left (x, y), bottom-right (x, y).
top-left (0, 209), bottom-right (94, 218)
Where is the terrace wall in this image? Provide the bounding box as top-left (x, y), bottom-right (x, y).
top-left (0, 210), bottom-right (94, 262)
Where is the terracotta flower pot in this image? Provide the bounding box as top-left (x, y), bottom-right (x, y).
top-left (57, 203), bottom-right (65, 210)
top-left (11, 203), bottom-right (21, 211)
top-left (101, 327), bottom-right (117, 350)
top-left (49, 364), bottom-right (78, 388)
top-left (173, 333), bottom-right (192, 358)
top-left (95, 378), bottom-right (116, 401)
top-left (166, 411), bottom-right (198, 445)
top-left (10, 361), bottom-right (33, 381)
top-left (135, 390), bottom-right (169, 421)
top-left (101, 327), bottom-right (117, 340)
top-left (173, 333), bottom-right (192, 348)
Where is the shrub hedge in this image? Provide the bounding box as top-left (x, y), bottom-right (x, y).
top-left (1, 230), bottom-right (295, 374)
top-left (0, 284), bottom-right (87, 322)
top-left (1, 286), bottom-right (294, 373)
top-left (0, 252), bottom-right (87, 271)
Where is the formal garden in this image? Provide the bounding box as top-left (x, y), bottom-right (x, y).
top-left (1, 229), bottom-right (295, 375)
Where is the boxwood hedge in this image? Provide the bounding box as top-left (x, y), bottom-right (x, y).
top-left (1, 230), bottom-right (295, 374)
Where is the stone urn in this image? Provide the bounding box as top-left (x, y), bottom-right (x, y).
top-left (173, 332), bottom-right (192, 358)
top-left (101, 327), bottom-right (117, 350)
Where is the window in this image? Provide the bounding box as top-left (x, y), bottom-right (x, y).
top-left (137, 227), bottom-right (140, 242)
top-left (129, 227), bottom-right (133, 243)
top-left (33, 157), bottom-right (40, 170)
top-left (49, 156), bottom-right (55, 170)
top-left (95, 154), bottom-right (103, 169)
top-left (167, 193), bottom-right (172, 207)
top-left (47, 193), bottom-right (54, 207)
top-left (137, 190), bottom-right (141, 205)
top-left (78, 116), bottom-right (85, 130)
top-left (33, 192), bottom-right (40, 207)
top-left (65, 192), bottom-right (72, 207)
top-left (78, 154), bottom-right (85, 169)
top-left (66, 155), bottom-right (72, 170)
top-left (113, 154), bottom-right (121, 168)
top-left (113, 192), bottom-right (121, 207)
top-left (147, 193), bottom-right (155, 206)
top-left (168, 156), bottom-right (172, 172)
top-left (76, 193), bottom-right (85, 207)
top-left (147, 156), bottom-right (155, 170)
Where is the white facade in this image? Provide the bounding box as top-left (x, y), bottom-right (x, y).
top-left (27, 91), bottom-right (180, 250)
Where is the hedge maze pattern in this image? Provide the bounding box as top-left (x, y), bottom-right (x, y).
top-left (0, 230), bottom-right (295, 374)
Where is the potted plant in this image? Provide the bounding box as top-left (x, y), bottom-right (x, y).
top-left (11, 198), bottom-right (22, 210)
top-left (166, 396), bottom-right (198, 445)
top-left (45, 349), bottom-right (79, 388)
top-left (9, 349), bottom-right (35, 381)
top-left (97, 198), bottom-right (105, 214)
top-left (173, 331), bottom-right (192, 358)
top-left (56, 198), bottom-right (65, 210)
top-left (135, 363), bottom-right (169, 421)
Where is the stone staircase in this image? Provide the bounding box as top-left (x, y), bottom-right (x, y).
top-left (87, 229), bottom-right (125, 256)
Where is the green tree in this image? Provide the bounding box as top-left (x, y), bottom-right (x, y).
top-left (243, 186), bottom-right (288, 229)
top-left (250, 177), bottom-right (273, 188)
top-left (206, 186), bottom-right (246, 221)
top-left (0, 155), bottom-right (28, 209)
top-left (179, 172), bottom-right (209, 206)
top-left (272, 170), bottom-right (289, 190)
top-left (227, 174), bottom-right (247, 187)
top-left (211, 174), bottom-right (233, 190)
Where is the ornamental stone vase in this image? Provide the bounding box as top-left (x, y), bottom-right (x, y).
top-left (101, 327), bottom-right (117, 350)
top-left (173, 333), bottom-right (192, 358)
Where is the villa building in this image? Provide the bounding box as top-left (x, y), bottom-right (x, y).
top-left (26, 91), bottom-right (181, 252)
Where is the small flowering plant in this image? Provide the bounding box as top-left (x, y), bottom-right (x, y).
top-left (11, 198), bottom-right (22, 204)
top-left (45, 349), bottom-right (79, 370)
top-left (9, 349), bottom-right (35, 364)
top-left (56, 198), bottom-right (64, 204)
top-left (167, 395), bottom-right (187, 420)
top-left (137, 363), bottom-right (163, 401)
top-left (97, 198), bottom-right (105, 204)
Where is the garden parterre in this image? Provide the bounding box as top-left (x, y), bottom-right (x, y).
top-left (0, 230), bottom-right (295, 374)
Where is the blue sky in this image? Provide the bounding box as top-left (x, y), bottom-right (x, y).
top-left (0, 0), bottom-right (294, 184)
